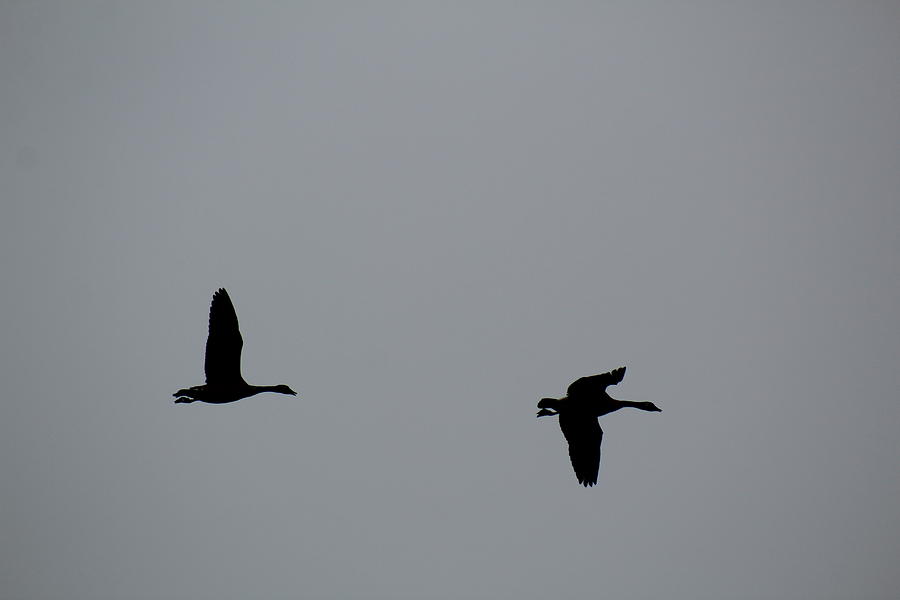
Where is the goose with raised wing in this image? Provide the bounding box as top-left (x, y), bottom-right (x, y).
top-left (174, 288), bottom-right (297, 404)
top-left (537, 367), bottom-right (659, 486)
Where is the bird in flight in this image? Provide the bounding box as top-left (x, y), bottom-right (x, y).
top-left (537, 367), bottom-right (660, 486)
top-left (174, 288), bottom-right (297, 404)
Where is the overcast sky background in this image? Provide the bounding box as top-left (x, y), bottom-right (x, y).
top-left (2, 2), bottom-right (899, 599)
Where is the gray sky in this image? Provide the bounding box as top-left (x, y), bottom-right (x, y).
top-left (2, 2), bottom-right (899, 599)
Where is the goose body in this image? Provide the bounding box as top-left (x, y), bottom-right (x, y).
top-left (537, 367), bottom-right (660, 486)
top-left (174, 288), bottom-right (297, 404)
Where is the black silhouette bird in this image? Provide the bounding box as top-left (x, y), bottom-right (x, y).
top-left (174, 288), bottom-right (297, 404)
top-left (537, 367), bottom-right (660, 486)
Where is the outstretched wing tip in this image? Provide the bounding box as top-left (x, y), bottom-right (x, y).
top-left (204, 287), bottom-right (243, 384)
top-left (560, 414), bottom-right (603, 489)
top-left (567, 366), bottom-right (628, 397)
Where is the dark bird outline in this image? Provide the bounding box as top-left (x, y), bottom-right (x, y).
top-left (174, 288), bottom-right (297, 404)
top-left (537, 367), bottom-right (660, 486)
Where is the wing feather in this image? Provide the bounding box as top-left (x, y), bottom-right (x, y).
top-left (204, 288), bottom-right (244, 385)
top-left (559, 411), bottom-right (603, 487)
top-left (567, 367), bottom-right (626, 398)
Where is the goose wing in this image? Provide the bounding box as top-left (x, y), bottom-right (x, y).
top-left (204, 288), bottom-right (244, 385)
top-left (558, 411), bottom-right (603, 487)
top-left (567, 367), bottom-right (626, 398)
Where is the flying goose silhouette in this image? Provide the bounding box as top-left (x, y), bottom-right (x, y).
top-left (537, 367), bottom-right (660, 486)
top-left (174, 288), bottom-right (297, 404)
